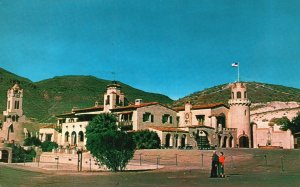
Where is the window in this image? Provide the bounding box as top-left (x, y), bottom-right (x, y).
top-left (116, 95), bottom-right (120, 105)
top-left (106, 95), bottom-right (110, 105)
top-left (162, 114), bottom-right (173, 124)
top-left (65, 132), bottom-right (69, 142)
top-left (244, 91), bottom-right (247, 98)
top-left (143, 112), bottom-right (154, 122)
top-left (245, 110), bottom-right (247, 116)
top-left (196, 115), bottom-right (205, 125)
top-left (237, 91), bottom-right (241, 99)
top-left (79, 131), bottom-right (84, 142)
top-left (46, 134), bottom-right (52, 141)
top-left (7, 101), bottom-right (10, 109)
top-left (14, 101), bottom-right (20, 109)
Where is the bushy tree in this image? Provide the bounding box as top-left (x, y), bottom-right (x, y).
top-left (23, 136), bottom-right (42, 146)
top-left (277, 113), bottom-right (300, 134)
top-left (6, 144), bottom-right (36, 163)
top-left (86, 113), bottom-right (136, 172)
top-left (41, 141), bottom-right (58, 152)
top-left (133, 130), bottom-right (161, 149)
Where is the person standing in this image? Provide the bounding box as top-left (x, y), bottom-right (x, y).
top-left (210, 151), bottom-right (219, 178)
top-left (219, 152), bottom-right (225, 178)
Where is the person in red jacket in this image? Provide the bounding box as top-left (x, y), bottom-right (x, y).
top-left (219, 152), bottom-right (225, 178)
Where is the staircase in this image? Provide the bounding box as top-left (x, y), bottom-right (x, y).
top-left (196, 136), bottom-right (210, 150)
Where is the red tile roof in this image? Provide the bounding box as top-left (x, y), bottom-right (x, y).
top-left (149, 126), bottom-right (188, 133)
top-left (111, 102), bottom-right (160, 111)
top-left (41, 124), bottom-right (56, 129)
top-left (173, 102), bottom-right (228, 111)
top-left (72, 106), bottom-right (104, 113)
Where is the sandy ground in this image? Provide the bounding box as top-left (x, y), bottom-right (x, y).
top-left (1, 148), bottom-right (300, 186)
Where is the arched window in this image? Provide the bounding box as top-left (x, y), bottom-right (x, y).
top-left (237, 91), bottom-right (241, 99)
top-left (78, 131), bottom-right (84, 142)
top-left (65, 131), bottom-right (69, 142)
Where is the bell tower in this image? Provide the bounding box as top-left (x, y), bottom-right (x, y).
top-left (228, 82), bottom-right (251, 148)
top-left (103, 81), bottom-right (125, 112)
top-left (0, 83), bottom-right (26, 143)
top-left (6, 83), bottom-right (23, 116)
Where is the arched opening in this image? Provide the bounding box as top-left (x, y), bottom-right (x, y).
top-left (229, 136), bottom-right (233, 148)
top-left (71, 131), bottom-right (77, 146)
top-left (222, 136), bottom-right (227, 148)
top-left (0, 150), bottom-right (9, 163)
top-left (218, 135), bottom-right (221, 147)
top-left (239, 136), bottom-right (249, 148)
top-left (78, 131), bottom-right (84, 142)
top-left (237, 91), bottom-right (241, 99)
top-left (181, 134), bottom-right (186, 147)
top-left (217, 114), bottom-right (226, 129)
top-left (165, 134), bottom-right (171, 147)
top-left (65, 131), bottom-right (69, 142)
top-left (197, 131), bottom-right (210, 149)
top-left (174, 134), bottom-right (178, 148)
top-left (7, 124), bottom-right (14, 141)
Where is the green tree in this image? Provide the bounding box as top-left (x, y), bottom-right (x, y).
top-left (86, 113), bottom-right (136, 172)
top-left (41, 141), bottom-right (58, 152)
top-left (133, 130), bottom-right (161, 149)
top-left (23, 136), bottom-right (42, 146)
top-left (6, 144), bottom-right (36, 163)
top-left (277, 113), bottom-right (300, 134)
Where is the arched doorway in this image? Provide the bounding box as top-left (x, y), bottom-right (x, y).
top-left (239, 136), bottom-right (249, 148)
top-left (165, 134), bottom-right (171, 147)
top-left (0, 148), bottom-right (12, 163)
top-left (71, 131), bottom-right (77, 146)
top-left (222, 136), bottom-right (227, 148)
top-left (0, 150), bottom-right (9, 163)
top-left (181, 134), bottom-right (186, 147)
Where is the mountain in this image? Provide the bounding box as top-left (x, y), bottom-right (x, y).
top-left (173, 82), bottom-right (300, 107)
top-left (0, 68), bottom-right (173, 122)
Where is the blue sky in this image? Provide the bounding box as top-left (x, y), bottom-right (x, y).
top-left (0, 0), bottom-right (300, 99)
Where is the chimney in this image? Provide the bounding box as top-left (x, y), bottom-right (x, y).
top-left (135, 99), bottom-right (143, 105)
top-left (185, 101), bottom-right (192, 112)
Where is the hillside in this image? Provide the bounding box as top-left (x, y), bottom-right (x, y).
top-left (173, 82), bottom-right (300, 107)
top-left (0, 68), bottom-right (173, 122)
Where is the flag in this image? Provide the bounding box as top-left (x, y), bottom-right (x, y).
top-left (231, 62), bottom-right (238, 67)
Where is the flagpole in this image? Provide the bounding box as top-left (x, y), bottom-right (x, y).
top-left (238, 63), bottom-right (240, 82)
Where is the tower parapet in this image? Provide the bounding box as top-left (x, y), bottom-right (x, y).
top-left (103, 81), bottom-right (125, 112)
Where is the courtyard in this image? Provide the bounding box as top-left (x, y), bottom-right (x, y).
top-left (1, 148), bottom-right (300, 186)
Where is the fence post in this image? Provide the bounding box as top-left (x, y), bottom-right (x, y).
top-left (281, 156), bottom-right (284, 172)
top-left (175, 154), bottom-right (178, 166)
top-left (89, 158), bottom-right (92, 172)
top-left (55, 156), bottom-right (59, 170)
top-left (140, 153), bottom-right (142, 166)
top-left (264, 155), bottom-right (267, 166)
top-left (201, 154), bottom-right (204, 169)
top-left (231, 155), bottom-right (234, 169)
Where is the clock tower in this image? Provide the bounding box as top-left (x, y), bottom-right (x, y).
top-left (0, 83), bottom-right (26, 143)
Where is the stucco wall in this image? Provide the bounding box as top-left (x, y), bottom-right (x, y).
top-left (136, 105), bottom-right (177, 130)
